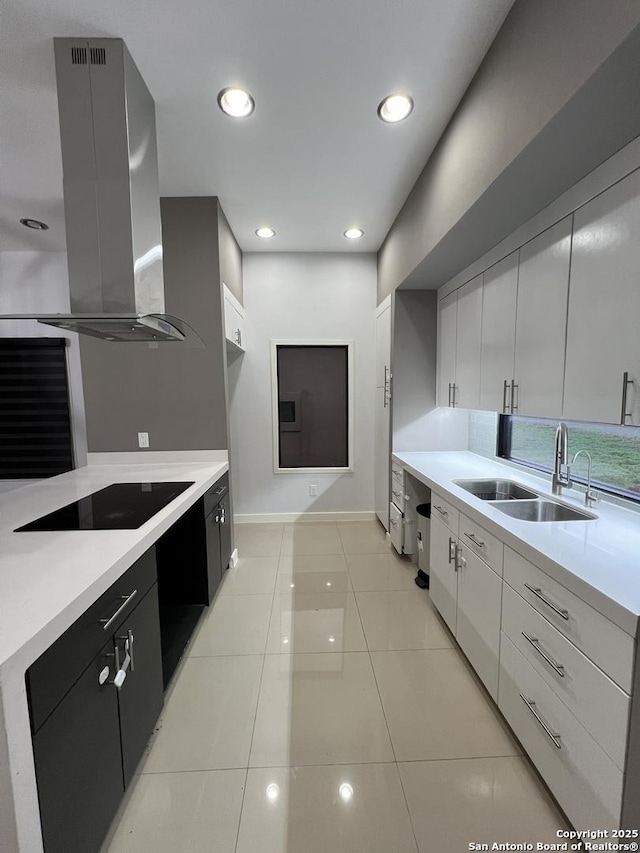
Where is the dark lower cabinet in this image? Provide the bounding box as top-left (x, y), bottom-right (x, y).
top-left (116, 583), bottom-right (164, 786)
top-left (32, 642), bottom-right (123, 853)
top-left (28, 551), bottom-right (164, 853)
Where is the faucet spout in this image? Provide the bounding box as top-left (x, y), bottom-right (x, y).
top-left (552, 422), bottom-right (572, 495)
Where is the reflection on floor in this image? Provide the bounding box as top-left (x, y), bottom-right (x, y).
top-left (102, 521), bottom-right (568, 853)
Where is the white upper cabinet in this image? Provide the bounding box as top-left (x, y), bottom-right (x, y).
top-left (223, 283), bottom-right (246, 352)
top-left (563, 170), bottom-right (640, 425)
top-left (479, 251), bottom-right (518, 413)
top-left (514, 217), bottom-right (571, 418)
top-left (437, 290), bottom-right (457, 407)
top-left (454, 275), bottom-right (482, 409)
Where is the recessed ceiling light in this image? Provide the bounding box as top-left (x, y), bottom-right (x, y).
top-left (217, 87), bottom-right (255, 118)
top-left (20, 218), bottom-right (49, 230)
top-left (256, 227), bottom-right (275, 239)
top-left (377, 93), bottom-right (414, 123)
top-left (344, 228), bottom-right (364, 240)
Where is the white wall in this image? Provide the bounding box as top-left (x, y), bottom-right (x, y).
top-left (230, 253), bottom-right (377, 518)
top-left (0, 251), bottom-right (87, 470)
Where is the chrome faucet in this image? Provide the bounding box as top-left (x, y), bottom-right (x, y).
top-left (552, 422), bottom-right (572, 495)
top-left (572, 450), bottom-right (599, 507)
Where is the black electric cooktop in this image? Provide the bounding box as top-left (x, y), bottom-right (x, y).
top-left (14, 482), bottom-right (195, 532)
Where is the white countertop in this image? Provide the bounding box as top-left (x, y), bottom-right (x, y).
top-left (393, 451), bottom-right (640, 638)
top-left (0, 452), bottom-right (228, 673)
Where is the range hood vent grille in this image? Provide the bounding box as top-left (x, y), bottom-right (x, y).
top-left (70, 46), bottom-right (87, 65)
top-left (90, 47), bottom-right (106, 65)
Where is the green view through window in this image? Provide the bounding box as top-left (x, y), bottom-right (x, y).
top-left (499, 416), bottom-right (640, 502)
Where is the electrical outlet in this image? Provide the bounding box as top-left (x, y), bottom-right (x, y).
top-left (309, 484), bottom-right (318, 496)
top-left (138, 432), bottom-right (150, 448)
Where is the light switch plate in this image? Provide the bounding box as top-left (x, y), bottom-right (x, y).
top-left (138, 432), bottom-right (150, 448)
top-left (309, 484), bottom-right (318, 496)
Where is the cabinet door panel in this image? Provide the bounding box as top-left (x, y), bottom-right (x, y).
top-left (205, 507), bottom-right (223, 602)
top-left (219, 495), bottom-right (232, 572)
top-left (117, 583), bottom-right (164, 787)
top-left (437, 291), bottom-right (457, 407)
top-left (454, 275), bottom-right (482, 409)
top-left (429, 515), bottom-right (457, 634)
top-left (456, 544), bottom-right (502, 700)
top-left (33, 643), bottom-right (123, 853)
top-left (563, 170), bottom-right (640, 424)
top-left (515, 217), bottom-right (571, 418)
top-left (375, 299), bottom-right (392, 528)
top-left (480, 251), bottom-right (518, 412)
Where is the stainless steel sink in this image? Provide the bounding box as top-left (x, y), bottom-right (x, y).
top-left (491, 500), bottom-right (596, 522)
top-left (454, 479), bottom-right (539, 501)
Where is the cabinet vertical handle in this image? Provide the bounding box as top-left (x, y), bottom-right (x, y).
top-left (502, 379), bottom-right (511, 414)
top-left (519, 694), bottom-right (562, 749)
top-left (447, 382), bottom-right (452, 407)
top-left (621, 371), bottom-right (634, 424)
top-left (448, 537), bottom-right (456, 564)
top-left (383, 366), bottom-right (389, 408)
top-left (452, 384), bottom-right (458, 407)
top-left (511, 380), bottom-right (519, 413)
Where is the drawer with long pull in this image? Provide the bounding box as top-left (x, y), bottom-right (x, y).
top-left (503, 547), bottom-right (634, 693)
top-left (502, 583), bottom-right (630, 769)
top-left (390, 479), bottom-right (406, 512)
top-left (27, 547), bottom-right (157, 733)
top-left (431, 492), bottom-right (459, 535)
top-left (458, 512), bottom-right (503, 576)
top-left (391, 460), bottom-right (404, 482)
top-left (498, 632), bottom-right (623, 830)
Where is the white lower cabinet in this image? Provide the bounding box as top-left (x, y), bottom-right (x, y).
top-left (456, 544), bottom-right (502, 700)
top-left (425, 492), bottom-right (635, 830)
top-left (429, 514), bottom-right (458, 635)
top-left (499, 632), bottom-right (623, 830)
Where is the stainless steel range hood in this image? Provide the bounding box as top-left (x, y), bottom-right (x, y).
top-left (2, 38), bottom-right (201, 344)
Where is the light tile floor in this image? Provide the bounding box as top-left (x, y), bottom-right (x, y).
top-left (103, 521), bottom-right (568, 853)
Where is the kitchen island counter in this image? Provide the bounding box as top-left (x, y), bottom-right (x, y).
top-left (0, 450), bottom-right (228, 853)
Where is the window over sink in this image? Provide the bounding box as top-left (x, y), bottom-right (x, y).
top-left (499, 415), bottom-right (640, 502)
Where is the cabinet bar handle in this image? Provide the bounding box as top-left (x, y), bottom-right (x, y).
top-left (100, 590), bottom-right (138, 632)
top-left (524, 583), bottom-right (569, 621)
top-left (521, 632), bottom-right (565, 677)
top-left (434, 505), bottom-right (448, 519)
top-left (511, 379), bottom-right (519, 413)
top-left (447, 382), bottom-right (452, 407)
top-left (519, 694), bottom-right (562, 749)
top-left (463, 532), bottom-right (485, 548)
top-left (452, 384), bottom-right (458, 408)
top-left (448, 537), bottom-right (456, 564)
top-left (621, 371), bottom-right (634, 424)
top-left (502, 379), bottom-right (510, 414)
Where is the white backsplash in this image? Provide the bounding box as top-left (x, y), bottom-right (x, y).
top-left (468, 410), bottom-right (498, 457)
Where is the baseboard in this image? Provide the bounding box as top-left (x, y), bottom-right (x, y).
top-left (234, 511), bottom-right (378, 524)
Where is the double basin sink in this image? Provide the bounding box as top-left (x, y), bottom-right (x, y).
top-left (453, 479), bottom-right (597, 522)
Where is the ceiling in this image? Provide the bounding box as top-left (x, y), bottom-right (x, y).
top-left (0, 0), bottom-right (515, 255)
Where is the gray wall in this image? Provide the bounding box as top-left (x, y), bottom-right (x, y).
top-left (378, 0), bottom-right (640, 301)
top-left (80, 197), bottom-right (228, 451)
top-left (218, 203), bottom-right (243, 305)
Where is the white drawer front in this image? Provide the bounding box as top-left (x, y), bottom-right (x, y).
top-left (431, 492), bottom-right (459, 536)
top-left (458, 512), bottom-right (504, 577)
top-left (391, 461), bottom-right (404, 481)
top-left (389, 502), bottom-right (403, 554)
top-left (498, 633), bottom-right (623, 830)
top-left (390, 479), bottom-right (405, 513)
top-left (504, 547), bottom-right (634, 693)
top-left (502, 583), bottom-right (630, 770)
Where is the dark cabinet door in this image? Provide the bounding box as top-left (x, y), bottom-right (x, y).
top-left (117, 583), bottom-right (164, 787)
top-left (32, 643), bottom-right (123, 853)
top-left (219, 494), bottom-right (232, 574)
top-left (205, 507), bottom-right (222, 602)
